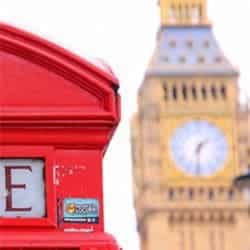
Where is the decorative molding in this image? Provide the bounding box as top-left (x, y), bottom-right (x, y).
top-left (0, 23), bottom-right (120, 128)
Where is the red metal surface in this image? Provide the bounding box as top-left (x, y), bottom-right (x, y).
top-left (0, 232), bottom-right (119, 249)
top-left (0, 22), bottom-right (120, 249)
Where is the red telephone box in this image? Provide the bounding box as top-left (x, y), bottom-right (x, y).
top-left (0, 23), bottom-right (120, 249)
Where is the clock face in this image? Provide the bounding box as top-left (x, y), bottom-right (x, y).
top-left (170, 121), bottom-right (228, 177)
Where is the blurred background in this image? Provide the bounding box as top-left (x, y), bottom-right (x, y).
top-left (1, 1), bottom-right (250, 249)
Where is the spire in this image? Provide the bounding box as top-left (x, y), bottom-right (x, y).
top-left (159, 0), bottom-right (209, 26)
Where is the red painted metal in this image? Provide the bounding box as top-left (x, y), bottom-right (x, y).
top-left (0, 22), bottom-right (121, 249)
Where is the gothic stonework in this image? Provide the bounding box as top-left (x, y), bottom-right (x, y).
top-left (131, 0), bottom-right (250, 249)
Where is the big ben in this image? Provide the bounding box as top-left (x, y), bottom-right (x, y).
top-left (131, 0), bottom-right (250, 250)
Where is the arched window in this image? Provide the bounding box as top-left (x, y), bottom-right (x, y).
top-left (211, 85), bottom-right (217, 99)
top-left (169, 188), bottom-right (175, 200)
top-left (169, 40), bottom-right (176, 48)
top-left (198, 56), bottom-right (205, 64)
top-left (182, 84), bottom-right (188, 100)
top-left (208, 189), bottom-right (214, 200)
top-left (221, 85), bottom-right (227, 99)
top-left (187, 40), bottom-right (193, 48)
top-left (228, 189), bottom-right (234, 200)
top-left (215, 56), bottom-right (223, 63)
top-left (179, 56), bottom-right (186, 63)
top-left (204, 40), bottom-right (210, 48)
top-left (201, 85), bottom-right (207, 100)
top-left (199, 4), bottom-right (203, 19)
top-left (188, 188), bottom-right (194, 200)
top-left (192, 85), bottom-right (197, 100)
top-left (163, 83), bottom-right (168, 101)
top-left (173, 85), bottom-right (178, 100)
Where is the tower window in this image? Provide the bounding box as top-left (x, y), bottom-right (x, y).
top-left (161, 55), bottom-right (169, 62)
top-left (198, 56), bottom-right (205, 64)
top-left (187, 40), bottom-right (193, 48)
top-left (228, 189), bottom-right (234, 200)
top-left (172, 85), bottom-right (178, 100)
top-left (169, 40), bottom-right (176, 48)
top-left (179, 56), bottom-right (186, 63)
top-left (204, 40), bottom-right (210, 48)
top-left (188, 188), bottom-right (194, 200)
top-left (211, 85), bottom-right (217, 99)
top-left (168, 188), bottom-right (175, 200)
top-left (201, 86), bottom-right (207, 100)
top-left (163, 83), bottom-right (168, 101)
top-left (192, 85), bottom-right (197, 100)
top-left (208, 189), bottom-right (214, 200)
top-left (221, 85), bottom-right (227, 99)
top-left (199, 4), bottom-right (203, 19)
top-left (215, 56), bottom-right (223, 63)
top-left (182, 84), bottom-right (188, 100)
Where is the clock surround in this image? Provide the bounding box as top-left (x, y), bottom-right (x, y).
top-left (170, 120), bottom-right (228, 177)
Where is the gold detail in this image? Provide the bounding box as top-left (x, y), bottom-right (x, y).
top-left (159, 0), bottom-right (209, 26)
top-left (66, 203), bottom-right (76, 214)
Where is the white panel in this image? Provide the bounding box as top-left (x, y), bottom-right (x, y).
top-left (0, 159), bottom-right (46, 217)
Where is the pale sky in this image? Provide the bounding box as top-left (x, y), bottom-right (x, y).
top-left (1, 1), bottom-right (250, 250)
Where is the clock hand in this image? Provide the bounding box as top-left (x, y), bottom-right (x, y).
top-left (196, 156), bottom-right (201, 175)
top-left (195, 139), bottom-right (208, 175)
top-left (195, 139), bottom-right (208, 155)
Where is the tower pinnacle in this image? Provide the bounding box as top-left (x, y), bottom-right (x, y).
top-left (159, 0), bottom-right (209, 26)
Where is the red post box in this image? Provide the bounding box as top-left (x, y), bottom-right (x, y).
top-left (0, 23), bottom-right (120, 250)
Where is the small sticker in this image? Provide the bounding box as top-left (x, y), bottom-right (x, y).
top-left (63, 198), bottom-right (99, 223)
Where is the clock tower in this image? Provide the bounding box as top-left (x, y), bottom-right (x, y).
top-left (131, 0), bottom-right (250, 250)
